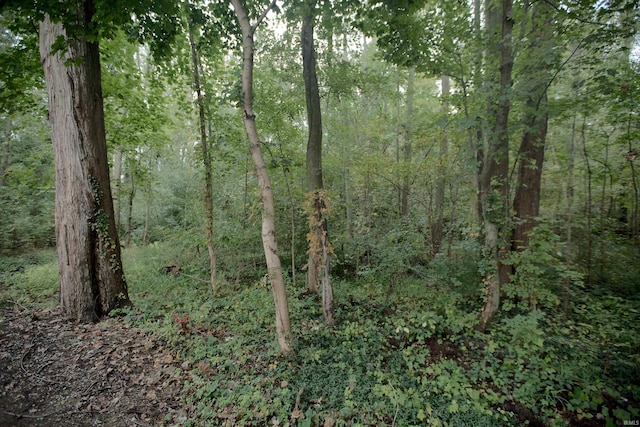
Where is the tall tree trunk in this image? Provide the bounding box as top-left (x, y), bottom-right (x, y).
top-left (395, 69), bottom-right (402, 215)
top-left (581, 114), bottom-right (593, 282)
top-left (303, 6), bottom-right (320, 293)
top-left (512, 1), bottom-right (553, 250)
top-left (112, 148), bottom-right (123, 230)
top-left (302, 3), bottom-right (334, 324)
top-left (400, 68), bottom-right (414, 217)
top-left (143, 185), bottom-right (151, 245)
top-left (564, 113), bottom-right (576, 314)
top-left (478, 0), bottom-right (514, 332)
top-left (125, 170), bottom-right (134, 246)
top-left (39, 2), bottom-right (130, 322)
top-left (0, 117), bottom-right (11, 188)
top-left (187, 8), bottom-right (217, 290)
top-left (231, 0), bottom-right (293, 355)
top-left (431, 75), bottom-right (450, 256)
top-left (470, 0), bottom-right (485, 227)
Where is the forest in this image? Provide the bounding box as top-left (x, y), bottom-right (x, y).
top-left (0, 0), bottom-right (639, 425)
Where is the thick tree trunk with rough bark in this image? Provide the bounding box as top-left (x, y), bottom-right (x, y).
top-left (303, 8), bottom-right (321, 293)
top-left (39, 2), bottom-right (130, 323)
top-left (478, 0), bottom-right (514, 332)
top-left (512, 1), bottom-right (553, 250)
top-left (302, 4), bottom-right (334, 324)
top-left (231, 0), bottom-right (293, 354)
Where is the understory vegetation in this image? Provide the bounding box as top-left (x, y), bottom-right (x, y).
top-left (2, 0), bottom-right (640, 425)
top-left (2, 240), bottom-right (638, 427)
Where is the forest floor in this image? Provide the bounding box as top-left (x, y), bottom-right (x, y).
top-left (0, 305), bottom-right (197, 427)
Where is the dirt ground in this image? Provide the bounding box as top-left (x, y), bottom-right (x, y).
top-left (0, 306), bottom-right (199, 426)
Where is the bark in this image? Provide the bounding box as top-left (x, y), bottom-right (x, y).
top-left (187, 10), bottom-right (217, 290)
top-left (112, 148), bottom-right (122, 229)
top-left (231, 0), bottom-right (293, 354)
top-left (512, 1), bottom-right (553, 250)
top-left (581, 115), bottom-right (593, 282)
top-left (512, 92), bottom-right (547, 250)
top-left (400, 68), bottom-right (414, 217)
top-left (124, 171), bottom-right (134, 246)
top-left (431, 75), bottom-right (449, 256)
top-left (39, 2), bottom-right (130, 322)
top-left (564, 113), bottom-right (576, 314)
top-left (478, 0), bottom-right (514, 332)
top-left (302, 4), bottom-right (334, 324)
top-left (303, 7), bottom-right (321, 293)
top-left (0, 117), bottom-right (11, 188)
top-left (142, 186), bottom-right (151, 245)
top-left (470, 0), bottom-right (485, 226)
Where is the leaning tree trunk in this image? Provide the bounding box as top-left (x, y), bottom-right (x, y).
top-left (231, 0), bottom-right (293, 355)
top-left (478, 0), bottom-right (514, 332)
top-left (302, 3), bottom-right (334, 325)
top-left (39, 2), bottom-right (130, 323)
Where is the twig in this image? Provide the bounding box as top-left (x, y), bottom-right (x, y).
top-left (130, 418), bottom-right (153, 427)
top-left (289, 387), bottom-right (304, 425)
top-left (180, 273), bottom-right (211, 285)
top-left (20, 345), bottom-right (33, 374)
top-left (4, 408), bottom-right (64, 419)
top-left (389, 382), bottom-right (399, 427)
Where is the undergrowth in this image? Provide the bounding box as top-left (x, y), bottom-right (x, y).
top-left (1, 243), bottom-right (638, 426)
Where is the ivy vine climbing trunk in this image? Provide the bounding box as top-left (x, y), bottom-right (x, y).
top-left (39, 1), bottom-right (131, 322)
top-left (187, 7), bottom-right (217, 290)
top-left (478, 0), bottom-right (514, 332)
top-left (302, 1), bottom-right (334, 325)
top-left (231, 0), bottom-right (293, 354)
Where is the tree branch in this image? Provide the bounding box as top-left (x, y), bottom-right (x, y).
top-left (252, 0), bottom-right (277, 35)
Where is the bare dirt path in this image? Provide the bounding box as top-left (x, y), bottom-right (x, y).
top-left (0, 307), bottom-right (198, 426)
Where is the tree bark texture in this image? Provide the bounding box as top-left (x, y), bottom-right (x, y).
top-left (302, 7), bottom-right (322, 294)
top-left (111, 148), bottom-right (122, 229)
top-left (401, 68), bottom-right (414, 217)
top-left (431, 75), bottom-right (449, 256)
top-left (512, 1), bottom-right (553, 250)
top-left (188, 10), bottom-right (217, 290)
top-left (302, 4), bottom-right (334, 324)
top-left (0, 117), bottom-right (11, 188)
top-left (39, 2), bottom-right (130, 323)
top-left (231, 0), bottom-right (293, 354)
top-left (478, 0), bottom-right (514, 332)
top-left (124, 171), bottom-right (134, 246)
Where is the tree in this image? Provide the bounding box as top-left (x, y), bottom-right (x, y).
top-left (186, 2), bottom-right (218, 290)
top-left (431, 74), bottom-right (449, 256)
top-left (230, 0), bottom-right (293, 354)
top-left (302, 0), bottom-right (334, 324)
top-left (39, 1), bottom-right (130, 321)
top-left (477, 0), bottom-right (514, 331)
top-left (512, 0), bottom-right (555, 250)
